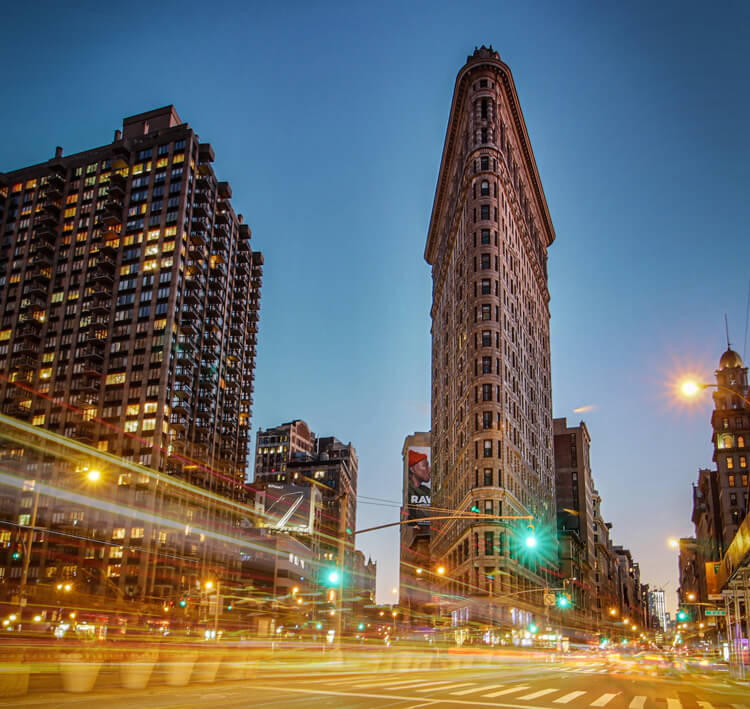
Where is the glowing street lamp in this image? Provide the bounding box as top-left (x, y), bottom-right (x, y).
top-left (667, 538), bottom-right (679, 549)
top-left (436, 566), bottom-right (446, 576)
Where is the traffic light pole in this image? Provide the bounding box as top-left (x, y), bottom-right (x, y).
top-left (334, 491), bottom-right (347, 647)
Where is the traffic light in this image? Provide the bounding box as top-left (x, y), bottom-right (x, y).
top-left (470, 504), bottom-right (481, 514)
top-left (179, 597), bottom-right (187, 608)
top-left (357, 622), bottom-right (365, 631)
top-left (327, 570), bottom-right (340, 585)
top-left (11, 548), bottom-right (21, 560)
top-left (676, 608), bottom-right (688, 621)
top-left (556, 593), bottom-right (571, 608)
top-left (524, 525), bottom-right (537, 549)
top-left (528, 623), bottom-right (538, 634)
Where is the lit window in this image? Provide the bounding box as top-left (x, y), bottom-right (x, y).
top-left (130, 527), bottom-right (144, 539)
top-left (106, 372), bottom-right (126, 386)
top-left (112, 528), bottom-right (126, 539)
top-left (124, 421), bottom-right (138, 433)
top-left (32, 414), bottom-right (46, 426)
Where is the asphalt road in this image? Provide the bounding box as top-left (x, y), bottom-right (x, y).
top-left (6, 658), bottom-right (748, 708)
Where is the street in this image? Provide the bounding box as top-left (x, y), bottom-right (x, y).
top-left (5, 655), bottom-right (747, 709)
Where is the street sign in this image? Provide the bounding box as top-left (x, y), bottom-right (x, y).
top-left (704, 609), bottom-right (726, 616)
top-left (707, 594), bottom-right (723, 601)
top-left (544, 593), bottom-right (556, 606)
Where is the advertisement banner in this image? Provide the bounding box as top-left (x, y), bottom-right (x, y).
top-left (406, 446), bottom-right (431, 524)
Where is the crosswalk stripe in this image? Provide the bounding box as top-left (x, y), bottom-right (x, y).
top-left (555, 691), bottom-right (587, 704)
top-left (629, 697), bottom-right (646, 709)
top-left (484, 686), bottom-right (531, 698)
top-left (666, 699), bottom-right (682, 709)
top-left (591, 693), bottom-right (619, 706)
top-left (415, 683), bottom-right (474, 693)
top-left (697, 702), bottom-right (714, 709)
top-left (451, 685), bottom-right (505, 696)
top-left (372, 679), bottom-right (458, 689)
top-left (520, 689), bottom-right (559, 700)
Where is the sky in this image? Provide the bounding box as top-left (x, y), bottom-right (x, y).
top-left (1, 0), bottom-right (749, 612)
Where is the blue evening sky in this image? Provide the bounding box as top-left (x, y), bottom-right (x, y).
top-left (2, 1), bottom-right (749, 611)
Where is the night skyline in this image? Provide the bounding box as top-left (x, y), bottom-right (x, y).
top-left (2, 1), bottom-right (750, 611)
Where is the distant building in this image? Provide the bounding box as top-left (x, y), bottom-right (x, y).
top-left (553, 418), bottom-right (596, 619)
top-left (254, 420), bottom-right (316, 484)
top-left (647, 588), bottom-right (667, 631)
top-left (592, 489), bottom-right (618, 622)
top-left (253, 421), bottom-right (358, 575)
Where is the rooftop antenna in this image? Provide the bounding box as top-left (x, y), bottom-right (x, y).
top-left (743, 278), bottom-right (750, 361)
top-left (725, 313), bottom-right (731, 349)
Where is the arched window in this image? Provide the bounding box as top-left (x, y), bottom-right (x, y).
top-left (719, 434), bottom-right (733, 449)
top-left (738, 435), bottom-right (745, 448)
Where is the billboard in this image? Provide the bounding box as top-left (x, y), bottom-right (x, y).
top-left (406, 446), bottom-right (431, 524)
top-left (261, 484), bottom-right (317, 534)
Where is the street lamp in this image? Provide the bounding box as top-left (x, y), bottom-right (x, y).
top-left (667, 538), bottom-right (679, 549)
top-left (679, 379), bottom-right (750, 408)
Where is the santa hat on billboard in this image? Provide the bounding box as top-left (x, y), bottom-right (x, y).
top-left (408, 450), bottom-right (428, 467)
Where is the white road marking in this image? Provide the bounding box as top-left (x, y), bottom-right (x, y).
top-left (697, 702), bottom-right (714, 709)
top-left (591, 693), bottom-right (619, 706)
top-left (555, 691), bottom-right (587, 704)
top-left (415, 682), bottom-right (474, 693)
top-left (450, 685), bottom-right (505, 696)
top-left (372, 679), bottom-right (459, 689)
top-left (666, 699), bottom-right (682, 709)
top-left (629, 697), bottom-right (646, 709)
top-left (484, 685), bottom-right (531, 698)
top-left (520, 689), bottom-right (560, 700)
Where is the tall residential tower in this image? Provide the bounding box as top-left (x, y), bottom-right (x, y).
top-left (426, 47), bottom-right (556, 616)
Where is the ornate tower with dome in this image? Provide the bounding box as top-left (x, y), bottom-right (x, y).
top-left (710, 346), bottom-right (749, 554)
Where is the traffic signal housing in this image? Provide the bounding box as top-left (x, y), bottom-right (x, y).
top-left (556, 593), bottom-right (571, 609)
top-left (676, 608), bottom-right (688, 621)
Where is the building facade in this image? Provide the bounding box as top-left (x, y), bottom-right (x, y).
top-left (553, 417), bottom-right (595, 619)
top-left (709, 348), bottom-right (749, 552)
top-left (425, 46), bottom-right (557, 617)
top-left (254, 419), bottom-right (316, 483)
top-left (0, 106), bottom-right (262, 604)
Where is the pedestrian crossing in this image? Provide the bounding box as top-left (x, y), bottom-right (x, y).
top-left (310, 675), bottom-right (750, 708)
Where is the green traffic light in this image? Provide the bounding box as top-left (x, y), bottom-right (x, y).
top-left (315, 622), bottom-right (323, 630)
top-left (525, 534), bottom-right (537, 548)
top-left (179, 599), bottom-right (187, 607)
top-left (529, 623), bottom-right (538, 634)
top-left (557, 594), bottom-right (570, 608)
top-left (328, 570), bottom-right (340, 585)
top-left (676, 609), bottom-right (688, 621)
top-left (470, 505), bottom-right (481, 514)
top-left (11, 551), bottom-right (21, 560)
top-left (357, 622), bottom-right (365, 630)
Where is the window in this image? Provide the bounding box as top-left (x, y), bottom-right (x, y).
top-left (480, 205), bottom-right (490, 220)
top-left (112, 528), bottom-right (126, 539)
top-left (484, 531), bottom-right (494, 555)
top-left (480, 156), bottom-right (489, 170)
top-left (483, 440), bottom-right (492, 457)
top-left (481, 278), bottom-right (491, 294)
top-left (482, 384), bottom-right (492, 401)
top-left (481, 229), bottom-right (490, 245)
top-left (482, 356), bottom-right (491, 373)
top-left (483, 411), bottom-right (492, 429)
top-left (738, 435), bottom-right (745, 448)
top-left (482, 331), bottom-right (491, 347)
top-left (480, 180), bottom-right (489, 196)
top-left (481, 254), bottom-right (490, 269)
top-left (740, 456), bottom-right (747, 469)
top-left (481, 304), bottom-right (491, 320)
top-left (727, 456), bottom-right (734, 470)
top-left (483, 468), bottom-right (493, 486)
